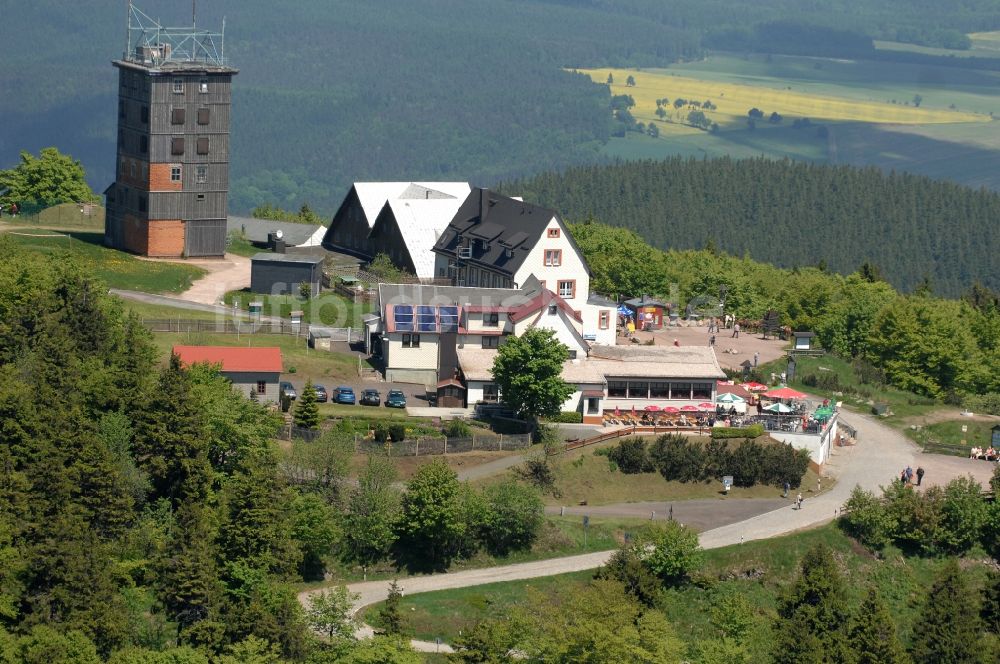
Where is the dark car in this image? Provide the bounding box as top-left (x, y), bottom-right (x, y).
top-left (313, 385), bottom-right (328, 402)
top-left (360, 388), bottom-right (381, 406)
top-left (333, 386), bottom-right (356, 405)
top-left (279, 381), bottom-right (297, 401)
top-left (385, 389), bottom-right (407, 409)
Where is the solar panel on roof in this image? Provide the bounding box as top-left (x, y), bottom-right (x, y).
top-left (394, 305), bottom-right (414, 332)
top-left (439, 306), bottom-right (459, 332)
top-left (417, 305), bottom-right (437, 332)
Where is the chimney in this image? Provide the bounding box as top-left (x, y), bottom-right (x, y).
top-left (478, 188), bottom-right (489, 224)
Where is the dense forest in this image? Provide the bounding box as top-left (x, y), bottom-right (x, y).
top-left (504, 157), bottom-right (1000, 296)
top-left (567, 222), bottom-right (1000, 402)
top-left (3, 1), bottom-right (999, 213)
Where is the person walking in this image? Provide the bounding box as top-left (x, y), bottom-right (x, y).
top-left (905, 466), bottom-right (913, 484)
top-left (916, 466), bottom-right (925, 486)
top-left (796, 492), bottom-right (803, 510)
top-left (783, 481), bottom-right (790, 498)
top-left (753, 351), bottom-right (759, 367)
top-left (709, 334), bottom-right (716, 347)
top-left (732, 322), bottom-right (740, 338)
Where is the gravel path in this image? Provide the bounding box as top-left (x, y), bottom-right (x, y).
top-left (177, 254), bottom-right (251, 304)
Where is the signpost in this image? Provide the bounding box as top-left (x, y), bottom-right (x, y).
top-left (583, 515), bottom-right (590, 547)
top-left (723, 475), bottom-right (734, 494)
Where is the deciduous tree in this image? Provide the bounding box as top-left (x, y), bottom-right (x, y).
top-left (0, 147), bottom-right (98, 208)
top-left (490, 328), bottom-right (573, 421)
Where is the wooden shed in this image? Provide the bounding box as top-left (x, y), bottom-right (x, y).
top-left (624, 295), bottom-right (668, 330)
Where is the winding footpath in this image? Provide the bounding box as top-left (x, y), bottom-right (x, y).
top-left (298, 409), bottom-right (953, 653)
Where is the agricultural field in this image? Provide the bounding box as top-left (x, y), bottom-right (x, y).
top-left (581, 52), bottom-right (1000, 191)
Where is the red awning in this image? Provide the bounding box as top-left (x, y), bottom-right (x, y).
top-left (765, 387), bottom-right (807, 400)
top-left (581, 390), bottom-right (605, 398)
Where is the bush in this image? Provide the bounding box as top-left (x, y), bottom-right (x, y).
top-left (641, 521), bottom-right (703, 584)
top-left (444, 419), bottom-right (471, 438)
top-left (478, 481), bottom-right (544, 556)
top-left (373, 422), bottom-right (389, 443)
top-left (711, 424), bottom-right (764, 439)
top-left (388, 424), bottom-right (406, 442)
top-left (597, 543), bottom-right (662, 606)
top-left (965, 392), bottom-right (1000, 416)
top-left (547, 411), bottom-right (584, 423)
top-left (841, 486), bottom-right (893, 549)
top-left (515, 455), bottom-right (558, 496)
top-left (607, 437), bottom-right (652, 474)
top-left (647, 434), bottom-right (808, 488)
top-left (649, 433), bottom-right (704, 482)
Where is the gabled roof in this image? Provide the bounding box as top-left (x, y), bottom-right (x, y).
top-left (587, 345), bottom-right (726, 379)
top-left (509, 289), bottom-right (582, 324)
top-left (352, 182), bottom-right (471, 229)
top-left (228, 216), bottom-right (325, 246)
top-left (624, 295), bottom-right (668, 308)
top-left (374, 197), bottom-right (468, 279)
top-left (173, 345), bottom-right (283, 373)
top-left (432, 188), bottom-right (591, 279)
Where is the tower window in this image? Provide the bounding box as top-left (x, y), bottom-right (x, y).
top-left (138, 195), bottom-right (147, 213)
top-left (171, 108), bottom-right (185, 124)
top-left (170, 166), bottom-right (182, 182)
top-left (196, 194), bottom-right (206, 201)
top-left (195, 166), bottom-right (207, 184)
top-left (171, 137), bottom-right (184, 155)
top-left (172, 79), bottom-right (184, 93)
top-left (130, 161), bottom-right (136, 178)
top-left (141, 105), bottom-right (149, 124)
top-left (139, 135), bottom-right (148, 154)
top-left (197, 108), bottom-right (210, 125)
top-left (118, 101), bottom-right (125, 119)
top-left (199, 79), bottom-right (209, 93)
top-left (196, 137), bottom-right (209, 155)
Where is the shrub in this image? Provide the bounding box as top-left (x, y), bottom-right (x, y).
top-left (940, 476), bottom-right (988, 553)
top-left (515, 455), bottom-right (559, 496)
top-left (373, 422), bottom-right (389, 443)
top-left (641, 521), bottom-right (703, 584)
top-left (649, 433), bottom-right (704, 482)
top-left (479, 481), bottom-right (544, 555)
top-left (388, 424), bottom-right (406, 442)
top-left (607, 437), bottom-right (652, 474)
top-left (965, 392), bottom-right (1000, 415)
top-left (711, 424), bottom-right (765, 439)
top-left (444, 419), bottom-right (471, 438)
top-left (647, 434), bottom-right (808, 488)
top-left (547, 411), bottom-right (584, 423)
top-left (597, 543), bottom-right (662, 606)
top-left (841, 486), bottom-right (893, 549)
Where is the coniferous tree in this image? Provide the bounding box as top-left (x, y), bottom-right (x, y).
top-left (848, 587), bottom-right (909, 664)
top-left (771, 543), bottom-right (852, 664)
top-left (293, 381), bottom-right (320, 430)
top-left (378, 580), bottom-right (410, 637)
top-left (910, 560), bottom-right (983, 663)
top-left (983, 570), bottom-right (1000, 636)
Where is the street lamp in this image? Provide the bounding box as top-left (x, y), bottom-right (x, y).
top-left (718, 285), bottom-right (728, 325)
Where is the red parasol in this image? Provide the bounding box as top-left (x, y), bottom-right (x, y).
top-left (663, 406), bottom-right (680, 414)
top-left (765, 386), bottom-right (807, 400)
top-left (740, 381), bottom-right (768, 392)
top-left (644, 405), bottom-right (661, 412)
top-left (680, 405), bottom-right (699, 412)
top-left (697, 402), bottom-right (715, 410)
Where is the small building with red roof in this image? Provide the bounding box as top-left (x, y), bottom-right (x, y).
top-left (173, 345), bottom-right (283, 403)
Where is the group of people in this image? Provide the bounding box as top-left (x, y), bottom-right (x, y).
top-left (0, 202), bottom-right (18, 217)
top-left (899, 465), bottom-right (925, 486)
top-left (969, 446), bottom-right (998, 461)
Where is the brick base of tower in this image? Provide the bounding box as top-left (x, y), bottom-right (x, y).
top-left (121, 215), bottom-right (186, 257)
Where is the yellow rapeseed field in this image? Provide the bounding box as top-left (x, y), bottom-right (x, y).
top-left (580, 68), bottom-right (989, 126)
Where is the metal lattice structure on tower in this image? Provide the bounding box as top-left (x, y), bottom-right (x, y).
top-left (124, 2), bottom-right (226, 67)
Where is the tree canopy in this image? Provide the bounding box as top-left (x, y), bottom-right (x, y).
top-left (491, 328), bottom-right (574, 420)
top-left (0, 147), bottom-right (97, 208)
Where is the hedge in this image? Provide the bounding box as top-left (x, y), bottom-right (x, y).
top-left (547, 411), bottom-right (584, 423)
top-left (711, 424), bottom-right (765, 439)
top-left (644, 433), bottom-right (809, 488)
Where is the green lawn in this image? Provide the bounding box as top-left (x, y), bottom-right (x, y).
top-left (224, 288), bottom-right (373, 329)
top-left (225, 231), bottom-right (263, 257)
top-left (910, 420), bottom-right (997, 457)
top-left (5, 202), bottom-right (106, 229)
top-left (121, 299), bottom-right (239, 321)
top-left (5, 231), bottom-right (206, 293)
top-left (368, 522), bottom-right (992, 651)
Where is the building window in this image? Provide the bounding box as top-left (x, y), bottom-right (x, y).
top-left (670, 383), bottom-right (692, 400)
top-left (544, 249), bottom-right (562, 267)
top-left (628, 382), bottom-right (649, 399)
top-left (402, 333), bottom-right (420, 348)
top-left (197, 107), bottom-right (210, 125)
top-left (171, 108), bottom-right (185, 124)
top-left (129, 161), bottom-right (136, 178)
top-left (118, 101), bottom-right (125, 119)
top-left (482, 336), bottom-right (499, 349)
top-left (485, 312), bottom-right (499, 327)
top-left (558, 280), bottom-right (575, 298)
top-left (256, 381), bottom-right (266, 395)
top-left (138, 195), bottom-right (147, 213)
top-left (139, 135), bottom-right (148, 154)
top-left (171, 137), bottom-right (185, 155)
top-left (199, 79), bottom-right (209, 93)
top-left (119, 158), bottom-right (126, 176)
top-left (141, 105), bottom-right (149, 123)
top-left (650, 382), bottom-right (670, 398)
top-left (692, 383), bottom-right (713, 400)
top-left (567, 350), bottom-right (577, 360)
top-left (173, 79), bottom-right (184, 93)
top-left (195, 166), bottom-right (207, 184)
top-left (196, 137), bottom-right (209, 155)
top-left (587, 398), bottom-right (600, 414)
top-left (547, 228), bottom-right (560, 238)
top-left (599, 311), bottom-right (610, 329)
top-left (170, 166), bottom-right (182, 182)
top-left (196, 193), bottom-right (206, 201)
top-left (483, 384), bottom-right (499, 403)
top-left (548, 304), bottom-right (558, 315)
top-left (608, 381), bottom-right (627, 398)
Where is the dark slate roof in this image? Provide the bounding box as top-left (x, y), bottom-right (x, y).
top-left (587, 293), bottom-right (618, 307)
top-left (228, 215), bottom-right (325, 246)
top-left (624, 295), bottom-right (668, 308)
top-left (431, 188), bottom-right (591, 278)
top-left (793, 331), bottom-right (816, 338)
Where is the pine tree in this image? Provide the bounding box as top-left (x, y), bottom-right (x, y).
top-left (293, 381), bottom-right (320, 430)
top-left (157, 502), bottom-right (222, 642)
top-left (983, 570), bottom-right (1000, 635)
top-left (911, 560), bottom-right (983, 663)
top-left (848, 587), bottom-right (909, 664)
top-left (771, 543), bottom-right (852, 664)
top-left (378, 580), bottom-right (410, 637)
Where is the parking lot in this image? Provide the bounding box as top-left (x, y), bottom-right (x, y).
top-left (280, 377), bottom-right (432, 407)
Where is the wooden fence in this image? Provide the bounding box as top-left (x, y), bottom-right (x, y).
top-left (141, 318), bottom-right (356, 342)
top-left (357, 433), bottom-right (532, 456)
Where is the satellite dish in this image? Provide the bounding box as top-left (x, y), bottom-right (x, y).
top-left (274, 229), bottom-right (284, 240)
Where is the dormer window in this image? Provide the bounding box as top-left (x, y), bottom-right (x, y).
top-left (547, 228), bottom-right (560, 238)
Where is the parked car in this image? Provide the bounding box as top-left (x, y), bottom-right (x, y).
top-left (279, 381), bottom-right (297, 401)
top-left (385, 389), bottom-right (407, 409)
top-left (313, 385), bottom-right (328, 402)
top-left (360, 388), bottom-right (381, 406)
top-left (333, 386), bottom-right (356, 405)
